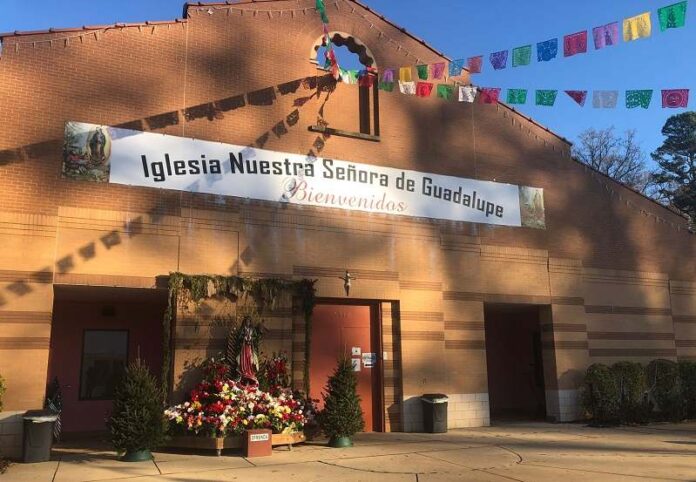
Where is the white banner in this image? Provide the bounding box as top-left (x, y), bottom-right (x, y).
top-left (62, 122), bottom-right (546, 229)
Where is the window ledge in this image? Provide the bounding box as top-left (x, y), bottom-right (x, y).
top-left (309, 125), bottom-right (380, 142)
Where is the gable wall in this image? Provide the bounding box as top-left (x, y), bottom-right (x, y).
top-left (0, 0), bottom-right (693, 430)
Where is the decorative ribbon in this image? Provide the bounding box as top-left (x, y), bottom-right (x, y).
top-left (507, 89), bottom-right (528, 105)
top-left (658, 1), bottom-right (688, 30)
top-left (316, 0), bottom-right (339, 79)
top-left (512, 45), bottom-right (532, 67)
top-left (623, 12), bottom-right (652, 41)
top-left (459, 86), bottom-right (478, 103)
top-left (437, 84), bottom-right (455, 101)
top-left (479, 88), bottom-right (501, 104)
top-left (593, 90), bottom-right (619, 108)
top-left (431, 62), bottom-right (446, 80)
top-left (564, 31), bottom-right (588, 57)
top-left (593, 22), bottom-right (619, 49)
top-left (536, 90), bottom-right (558, 106)
top-left (416, 82), bottom-right (434, 97)
top-left (449, 59), bottom-right (466, 77)
top-left (626, 90), bottom-right (653, 109)
top-left (490, 50), bottom-right (508, 70)
top-left (565, 90), bottom-right (588, 106)
top-left (467, 56), bottom-right (483, 73)
top-left (537, 39), bottom-right (558, 62)
top-left (662, 89), bottom-right (689, 108)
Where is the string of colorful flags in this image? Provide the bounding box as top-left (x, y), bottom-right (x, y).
top-left (322, 0), bottom-right (691, 109)
top-left (449, 1), bottom-right (687, 75)
top-left (326, 0), bottom-right (688, 81)
top-left (333, 59), bottom-right (691, 109)
top-left (316, 0), bottom-right (341, 79)
top-left (337, 71), bottom-right (691, 109)
top-left (453, 87), bottom-right (689, 109)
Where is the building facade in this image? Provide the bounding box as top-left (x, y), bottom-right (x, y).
top-left (1, 0), bottom-right (695, 455)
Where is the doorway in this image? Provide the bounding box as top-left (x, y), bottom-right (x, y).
top-left (48, 285), bottom-right (167, 434)
top-left (484, 304), bottom-right (546, 421)
top-left (309, 301), bottom-right (383, 432)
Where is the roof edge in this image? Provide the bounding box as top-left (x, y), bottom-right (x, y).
top-left (183, 1), bottom-right (578, 147)
top-left (568, 155), bottom-right (689, 222)
top-left (183, 0), bottom-right (452, 61)
top-left (0, 19), bottom-right (187, 40)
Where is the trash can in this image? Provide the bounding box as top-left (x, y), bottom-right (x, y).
top-left (421, 394), bottom-right (448, 433)
top-left (23, 410), bottom-right (58, 463)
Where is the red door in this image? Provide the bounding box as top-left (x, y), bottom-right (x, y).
top-left (310, 303), bottom-right (382, 431)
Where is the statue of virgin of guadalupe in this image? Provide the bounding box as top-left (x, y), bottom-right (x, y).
top-left (236, 317), bottom-right (259, 387)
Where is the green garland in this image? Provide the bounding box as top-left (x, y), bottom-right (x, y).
top-left (161, 273), bottom-right (316, 399)
top-left (295, 279), bottom-right (317, 395)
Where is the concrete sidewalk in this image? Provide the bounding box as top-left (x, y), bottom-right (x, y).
top-left (4, 422), bottom-right (696, 481)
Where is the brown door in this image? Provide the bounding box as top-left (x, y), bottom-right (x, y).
top-left (309, 303), bottom-right (382, 431)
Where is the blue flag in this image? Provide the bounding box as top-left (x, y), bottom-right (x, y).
top-left (448, 59), bottom-right (465, 77)
top-left (537, 39), bottom-right (558, 62)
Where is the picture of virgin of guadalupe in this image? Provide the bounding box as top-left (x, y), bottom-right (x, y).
top-left (62, 122), bottom-right (113, 182)
top-left (519, 186), bottom-right (546, 229)
top-left (87, 126), bottom-right (109, 163)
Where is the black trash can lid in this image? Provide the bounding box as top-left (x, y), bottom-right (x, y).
top-left (23, 409), bottom-right (59, 422)
top-left (421, 393), bottom-right (448, 403)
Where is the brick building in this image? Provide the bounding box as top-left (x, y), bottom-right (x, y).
top-left (0, 0), bottom-right (695, 455)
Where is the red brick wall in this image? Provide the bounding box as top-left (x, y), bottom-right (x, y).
top-left (0, 1), bottom-right (690, 279)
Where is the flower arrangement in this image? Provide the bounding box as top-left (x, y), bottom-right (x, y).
top-left (259, 352), bottom-right (291, 395)
top-left (165, 355), bottom-right (308, 437)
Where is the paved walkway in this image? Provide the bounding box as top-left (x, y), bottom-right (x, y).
top-left (4, 422), bottom-right (696, 481)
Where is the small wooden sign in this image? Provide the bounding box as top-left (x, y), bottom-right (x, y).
top-left (244, 429), bottom-right (273, 458)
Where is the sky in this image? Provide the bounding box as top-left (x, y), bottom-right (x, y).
top-left (1, 0), bottom-right (692, 164)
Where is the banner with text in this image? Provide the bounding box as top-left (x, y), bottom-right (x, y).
top-left (62, 122), bottom-right (546, 229)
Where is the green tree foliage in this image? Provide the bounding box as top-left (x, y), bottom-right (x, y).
top-left (583, 363), bottom-right (620, 425)
top-left (0, 374), bottom-right (6, 411)
top-left (652, 112), bottom-right (696, 221)
top-left (646, 359), bottom-right (685, 421)
top-left (319, 357), bottom-right (365, 439)
top-left (678, 361), bottom-right (696, 419)
top-left (108, 359), bottom-right (167, 454)
top-left (611, 362), bottom-right (650, 423)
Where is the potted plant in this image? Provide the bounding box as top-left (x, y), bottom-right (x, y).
top-left (319, 357), bottom-right (364, 448)
top-left (108, 359), bottom-right (166, 462)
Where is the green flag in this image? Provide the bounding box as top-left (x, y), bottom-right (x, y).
top-left (416, 65), bottom-right (429, 80)
top-left (512, 45), bottom-right (532, 67)
top-left (658, 1), bottom-right (688, 30)
top-left (626, 90), bottom-right (653, 109)
top-left (436, 84), bottom-right (455, 101)
top-left (316, 0), bottom-right (329, 23)
top-left (507, 89), bottom-right (528, 105)
top-left (379, 82), bottom-right (395, 92)
top-left (536, 90), bottom-right (558, 106)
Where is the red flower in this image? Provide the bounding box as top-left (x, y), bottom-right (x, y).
top-left (207, 401), bottom-right (225, 414)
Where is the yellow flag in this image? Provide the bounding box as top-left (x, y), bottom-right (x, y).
top-left (399, 67), bottom-right (413, 83)
top-left (623, 12), bottom-right (652, 41)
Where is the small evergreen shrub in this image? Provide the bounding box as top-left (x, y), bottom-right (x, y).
top-left (611, 362), bottom-right (650, 423)
top-left (678, 361), bottom-right (696, 419)
top-left (108, 359), bottom-right (167, 455)
top-left (646, 359), bottom-right (684, 422)
top-left (0, 374), bottom-right (6, 411)
top-left (319, 357), bottom-right (364, 441)
top-left (583, 363), bottom-right (619, 425)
